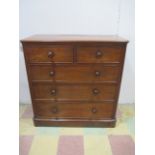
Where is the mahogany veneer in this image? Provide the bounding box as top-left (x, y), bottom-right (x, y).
top-left (21, 35), bottom-right (128, 127)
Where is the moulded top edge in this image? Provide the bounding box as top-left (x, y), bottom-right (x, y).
top-left (20, 34), bottom-right (129, 43)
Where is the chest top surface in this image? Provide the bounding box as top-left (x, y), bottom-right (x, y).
top-left (21, 35), bottom-right (128, 43)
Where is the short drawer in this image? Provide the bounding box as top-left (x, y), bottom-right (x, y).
top-left (29, 64), bottom-right (121, 83)
top-left (77, 46), bottom-right (124, 63)
top-left (32, 83), bottom-right (117, 101)
top-left (33, 102), bottom-right (114, 119)
top-left (24, 45), bottom-right (73, 63)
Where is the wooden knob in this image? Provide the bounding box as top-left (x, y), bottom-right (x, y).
top-left (95, 71), bottom-right (101, 76)
top-left (49, 71), bottom-right (55, 76)
top-left (51, 89), bottom-right (56, 95)
top-left (92, 88), bottom-right (100, 95)
top-left (48, 51), bottom-right (55, 58)
top-left (92, 107), bottom-right (97, 113)
top-left (51, 106), bottom-right (58, 113)
top-left (96, 50), bottom-right (103, 58)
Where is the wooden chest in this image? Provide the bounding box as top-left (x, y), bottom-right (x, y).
top-left (21, 35), bottom-right (128, 127)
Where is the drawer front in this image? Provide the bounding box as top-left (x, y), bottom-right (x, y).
top-left (32, 83), bottom-right (117, 101)
top-left (24, 46), bottom-right (73, 63)
top-left (77, 46), bottom-right (124, 63)
top-left (29, 64), bottom-right (121, 82)
top-left (34, 102), bottom-right (114, 119)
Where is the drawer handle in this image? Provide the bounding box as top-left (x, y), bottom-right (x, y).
top-left (48, 51), bottom-right (55, 58)
top-left (51, 106), bottom-right (58, 114)
top-left (51, 89), bottom-right (57, 95)
top-left (92, 88), bottom-right (100, 95)
top-left (95, 71), bottom-right (101, 76)
top-left (96, 50), bottom-right (103, 58)
top-left (92, 107), bottom-right (97, 113)
top-left (49, 71), bottom-right (55, 76)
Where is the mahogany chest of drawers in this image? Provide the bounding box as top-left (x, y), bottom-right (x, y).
top-left (21, 35), bottom-right (128, 127)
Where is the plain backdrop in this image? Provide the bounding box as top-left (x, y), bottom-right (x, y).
top-left (19, 0), bottom-right (134, 104)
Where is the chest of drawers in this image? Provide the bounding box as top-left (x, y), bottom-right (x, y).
top-left (21, 35), bottom-right (128, 127)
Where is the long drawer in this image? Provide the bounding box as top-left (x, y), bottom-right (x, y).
top-left (32, 83), bottom-right (117, 101)
top-left (29, 64), bottom-right (121, 83)
top-left (33, 102), bottom-right (114, 119)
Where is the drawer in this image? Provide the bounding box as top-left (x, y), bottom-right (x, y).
top-left (33, 102), bottom-right (114, 119)
top-left (29, 64), bottom-right (121, 83)
top-left (77, 46), bottom-right (124, 63)
top-left (24, 45), bottom-right (73, 63)
top-left (32, 83), bottom-right (117, 101)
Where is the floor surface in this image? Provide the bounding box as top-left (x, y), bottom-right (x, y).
top-left (19, 104), bottom-right (135, 155)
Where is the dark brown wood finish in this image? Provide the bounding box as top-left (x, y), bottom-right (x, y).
top-left (29, 64), bottom-right (121, 83)
top-left (24, 45), bottom-right (73, 63)
top-left (33, 102), bottom-right (114, 119)
top-left (32, 83), bottom-right (117, 101)
top-left (77, 46), bottom-right (124, 63)
top-left (21, 35), bottom-right (128, 127)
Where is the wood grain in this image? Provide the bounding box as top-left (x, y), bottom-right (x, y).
top-left (32, 83), bottom-right (117, 101)
top-left (77, 46), bottom-right (124, 63)
top-left (24, 45), bottom-right (73, 63)
top-left (29, 64), bottom-right (121, 83)
top-left (34, 102), bottom-right (114, 119)
top-left (21, 35), bottom-right (128, 127)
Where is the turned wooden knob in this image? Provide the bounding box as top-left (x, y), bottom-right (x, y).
top-left (48, 51), bottom-right (55, 58)
top-left (92, 88), bottom-right (100, 95)
top-left (92, 107), bottom-right (97, 113)
top-left (96, 50), bottom-right (103, 58)
top-left (49, 71), bottom-right (55, 76)
top-left (51, 106), bottom-right (58, 113)
top-left (95, 71), bottom-right (101, 76)
top-left (51, 89), bottom-right (57, 95)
